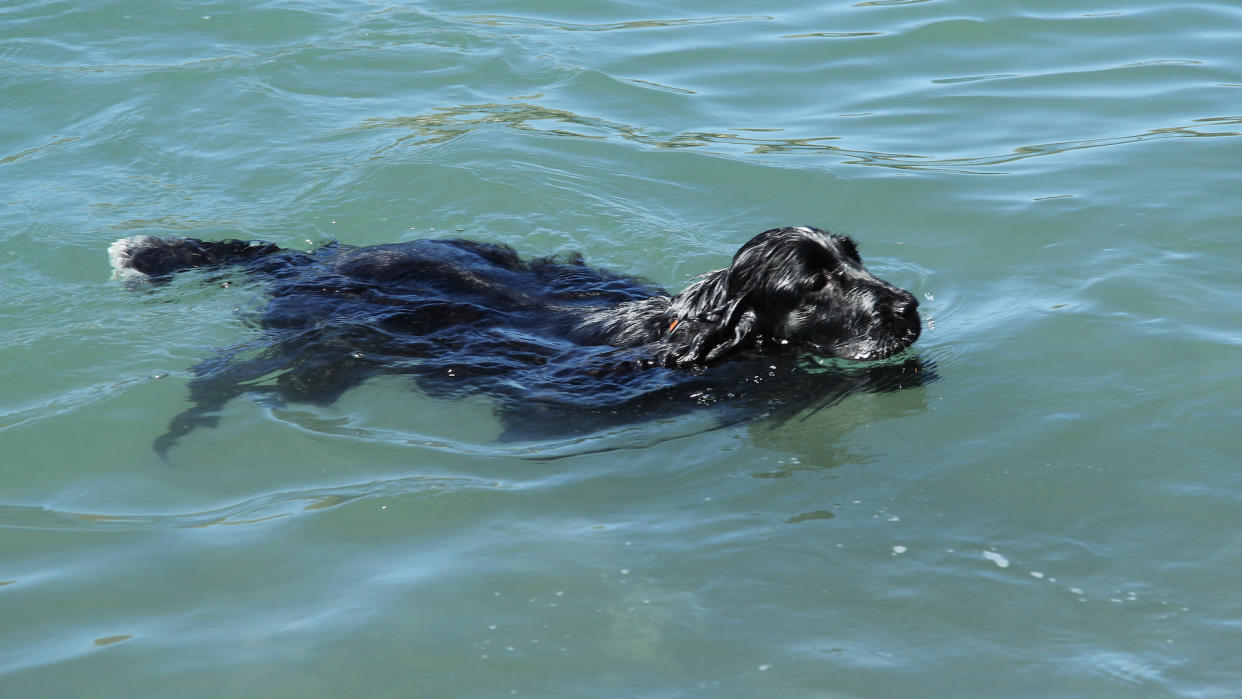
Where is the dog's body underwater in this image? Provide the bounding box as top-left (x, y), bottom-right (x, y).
top-left (110, 226), bottom-right (925, 455)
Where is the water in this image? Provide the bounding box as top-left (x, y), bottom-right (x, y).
top-left (3, 0), bottom-right (1241, 695)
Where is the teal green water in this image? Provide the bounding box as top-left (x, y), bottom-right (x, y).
top-left (3, 0), bottom-right (1241, 695)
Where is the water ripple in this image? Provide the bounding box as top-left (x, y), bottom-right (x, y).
top-left (780, 31), bottom-right (884, 40)
top-left (0, 136), bottom-right (78, 165)
top-left (0, 375), bottom-right (148, 432)
top-left (264, 400), bottom-right (735, 462)
top-left (0, 475), bottom-right (509, 532)
top-left (361, 103), bottom-right (1242, 175)
top-left (457, 14), bottom-right (771, 32)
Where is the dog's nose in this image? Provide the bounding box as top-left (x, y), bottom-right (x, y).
top-left (884, 290), bottom-right (919, 317)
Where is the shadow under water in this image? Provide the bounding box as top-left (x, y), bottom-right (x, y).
top-left (486, 352), bottom-right (935, 445)
top-left (160, 314), bottom-right (936, 459)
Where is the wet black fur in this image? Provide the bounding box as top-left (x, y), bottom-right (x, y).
top-left (110, 226), bottom-right (924, 455)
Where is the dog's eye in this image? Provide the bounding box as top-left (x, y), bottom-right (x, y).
top-left (808, 273), bottom-right (828, 291)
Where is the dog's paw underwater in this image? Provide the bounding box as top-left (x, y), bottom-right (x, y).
top-left (110, 226), bottom-right (929, 456)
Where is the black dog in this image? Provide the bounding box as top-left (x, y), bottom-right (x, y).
top-left (110, 226), bottom-right (923, 455)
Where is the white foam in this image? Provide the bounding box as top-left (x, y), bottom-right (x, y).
top-left (982, 550), bottom-right (1010, 568)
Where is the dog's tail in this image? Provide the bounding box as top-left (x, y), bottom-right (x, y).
top-left (108, 235), bottom-right (288, 279)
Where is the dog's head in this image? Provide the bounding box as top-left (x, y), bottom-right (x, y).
top-left (664, 226), bottom-right (921, 365)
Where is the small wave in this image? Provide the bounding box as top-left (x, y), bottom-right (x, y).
top-left (456, 14), bottom-right (771, 33)
top-left (360, 103), bottom-right (1241, 175)
top-left (0, 136), bottom-right (78, 166)
top-left (0, 375), bottom-right (150, 432)
top-left (0, 475), bottom-right (509, 532)
top-left (780, 31), bottom-right (883, 40)
top-left (264, 403), bottom-right (732, 462)
top-left (1079, 649), bottom-right (1170, 689)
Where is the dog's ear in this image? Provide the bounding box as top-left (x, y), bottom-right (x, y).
top-left (661, 292), bottom-right (759, 366)
top-left (703, 305), bottom-right (759, 362)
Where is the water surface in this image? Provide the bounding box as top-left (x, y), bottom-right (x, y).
top-left (3, 0), bottom-right (1241, 696)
